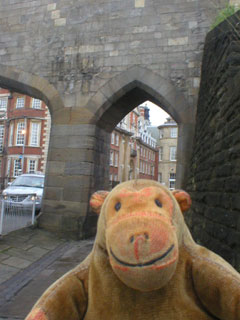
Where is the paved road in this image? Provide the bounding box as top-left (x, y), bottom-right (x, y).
top-left (0, 227), bottom-right (94, 320)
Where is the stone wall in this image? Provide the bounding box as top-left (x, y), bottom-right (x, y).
top-left (0, 0), bottom-right (227, 238)
top-left (186, 12), bottom-right (240, 271)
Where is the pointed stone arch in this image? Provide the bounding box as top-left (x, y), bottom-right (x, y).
top-left (86, 66), bottom-right (195, 190)
top-left (86, 66), bottom-right (194, 130)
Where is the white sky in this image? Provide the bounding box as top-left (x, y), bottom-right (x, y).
top-left (144, 101), bottom-right (169, 126)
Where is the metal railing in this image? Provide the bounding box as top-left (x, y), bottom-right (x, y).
top-left (0, 193), bottom-right (36, 236)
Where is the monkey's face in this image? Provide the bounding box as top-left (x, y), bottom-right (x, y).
top-left (105, 186), bottom-right (179, 292)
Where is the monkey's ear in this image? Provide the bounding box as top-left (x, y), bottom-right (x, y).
top-left (89, 190), bottom-right (109, 214)
top-left (172, 190), bottom-right (192, 213)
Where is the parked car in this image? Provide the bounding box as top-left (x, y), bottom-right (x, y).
top-left (2, 173), bottom-right (45, 214)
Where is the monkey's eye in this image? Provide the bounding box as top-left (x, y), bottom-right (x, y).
top-left (155, 199), bottom-right (162, 208)
top-left (115, 202), bottom-right (121, 211)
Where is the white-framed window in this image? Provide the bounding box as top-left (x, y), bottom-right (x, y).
top-left (159, 147), bottom-right (163, 161)
top-left (7, 158), bottom-right (11, 176)
top-left (0, 124), bottom-right (4, 152)
top-left (109, 173), bottom-right (113, 181)
top-left (14, 159), bottom-right (22, 177)
top-left (110, 151), bottom-right (114, 166)
top-left (170, 127), bottom-right (178, 138)
top-left (115, 134), bottom-right (119, 146)
top-left (169, 172), bottom-right (176, 190)
top-left (30, 122), bottom-right (40, 146)
top-left (151, 166), bottom-right (154, 176)
top-left (28, 159), bottom-right (37, 173)
top-left (0, 97), bottom-right (8, 111)
top-left (158, 172), bottom-right (162, 183)
top-left (159, 129), bottom-right (163, 139)
top-left (114, 174), bottom-right (118, 181)
top-left (170, 146), bottom-right (177, 161)
top-left (9, 123), bottom-right (14, 146)
top-left (16, 122), bottom-right (25, 145)
top-left (32, 98), bottom-right (42, 109)
top-left (114, 152), bottom-right (118, 167)
top-left (111, 132), bottom-right (115, 144)
top-left (16, 97), bottom-right (25, 109)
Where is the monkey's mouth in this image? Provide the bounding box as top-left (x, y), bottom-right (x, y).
top-left (110, 244), bottom-right (174, 267)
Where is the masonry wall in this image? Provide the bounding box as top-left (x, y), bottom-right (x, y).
top-left (0, 0), bottom-right (228, 238)
top-left (186, 13), bottom-right (240, 271)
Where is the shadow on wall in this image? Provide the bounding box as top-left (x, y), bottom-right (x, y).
top-left (186, 12), bottom-right (240, 271)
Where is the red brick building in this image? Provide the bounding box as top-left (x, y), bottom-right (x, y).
top-left (109, 105), bottom-right (158, 187)
top-left (0, 88), bottom-right (51, 188)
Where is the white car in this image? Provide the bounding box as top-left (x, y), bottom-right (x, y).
top-left (2, 173), bottom-right (45, 214)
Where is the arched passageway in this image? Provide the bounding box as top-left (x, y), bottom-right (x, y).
top-left (0, 65), bottom-right (195, 238)
top-left (83, 66), bottom-right (195, 236)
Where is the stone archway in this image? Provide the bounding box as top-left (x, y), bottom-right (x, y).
top-left (87, 66), bottom-right (195, 189)
top-left (0, 64), bottom-right (65, 115)
top-left (0, 64), bottom-right (196, 239)
top-left (81, 66), bottom-right (195, 236)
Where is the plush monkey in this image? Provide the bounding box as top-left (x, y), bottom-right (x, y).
top-left (26, 180), bottom-right (240, 320)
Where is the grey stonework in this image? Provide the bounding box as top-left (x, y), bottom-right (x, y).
top-left (186, 12), bottom-right (240, 271)
top-left (0, 0), bottom-right (225, 238)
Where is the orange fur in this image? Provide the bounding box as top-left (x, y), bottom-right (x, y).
top-left (25, 180), bottom-right (240, 320)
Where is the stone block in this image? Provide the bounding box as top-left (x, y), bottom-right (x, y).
top-left (51, 10), bottom-right (60, 19)
top-left (135, 0), bottom-right (145, 7)
top-left (47, 161), bottom-right (65, 175)
top-left (3, 256), bottom-right (32, 269)
top-left (47, 3), bottom-right (57, 11)
top-left (168, 37), bottom-right (188, 46)
top-left (54, 18), bottom-right (66, 27)
top-left (64, 161), bottom-right (94, 175)
top-left (44, 187), bottom-right (63, 201)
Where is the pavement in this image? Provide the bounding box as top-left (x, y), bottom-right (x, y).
top-left (0, 226), bottom-right (94, 320)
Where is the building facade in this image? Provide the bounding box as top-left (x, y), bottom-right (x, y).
top-left (157, 117), bottom-right (178, 190)
top-left (0, 88), bottom-right (51, 188)
top-left (109, 104), bottom-right (158, 187)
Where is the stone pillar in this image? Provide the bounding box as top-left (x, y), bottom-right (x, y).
top-left (176, 123), bottom-right (195, 189)
top-left (39, 123), bottom-right (110, 239)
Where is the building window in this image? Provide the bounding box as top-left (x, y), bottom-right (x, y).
top-left (159, 147), bottom-right (163, 161)
top-left (151, 166), bottom-right (154, 176)
top-left (0, 124), bottom-right (4, 152)
top-left (14, 159), bottom-right (22, 177)
top-left (111, 132), bottom-right (115, 144)
top-left (170, 146), bottom-right (177, 161)
top-left (114, 152), bottom-right (118, 167)
top-left (159, 129), bottom-right (163, 139)
top-left (6, 159), bottom-right (11, 176)
top-left (158, 172), bottom-right (162, 183)
top-left (115, 134), bottom-right (119, 146)
top-left (32, 98), bottom-right (42, 109)
top-left (9, 123), bottom-right (14, 146)
top-left (16, 97), bottom-right (25, 109)
top-left (110, 151), bottom-right (114, 166)
top-left (0, 97), bottom-right (8, 111)
top-left (170, 127), bottom-right (178, 138)
top-left (28, 159), bottom-right (37, 173)
top-left (109, 174), bottom-right (113, 181)
top-left (169, 173), bottom-right (176, 190)
top-left (114, 174), bottom-right (118, 181)
top-left (16, 122), bottom-right (25, 145)
top-left (30, 122), bottom-right (40, 146)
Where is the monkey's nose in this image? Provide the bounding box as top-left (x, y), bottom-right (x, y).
top-left (129, 232), bottom-right (149, 244)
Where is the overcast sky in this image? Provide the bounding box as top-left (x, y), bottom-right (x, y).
top-left (144, 101), bottom-right (169, 126)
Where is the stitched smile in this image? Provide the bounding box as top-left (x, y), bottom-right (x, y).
top-left (110, 244), bottom-right (174, 267)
